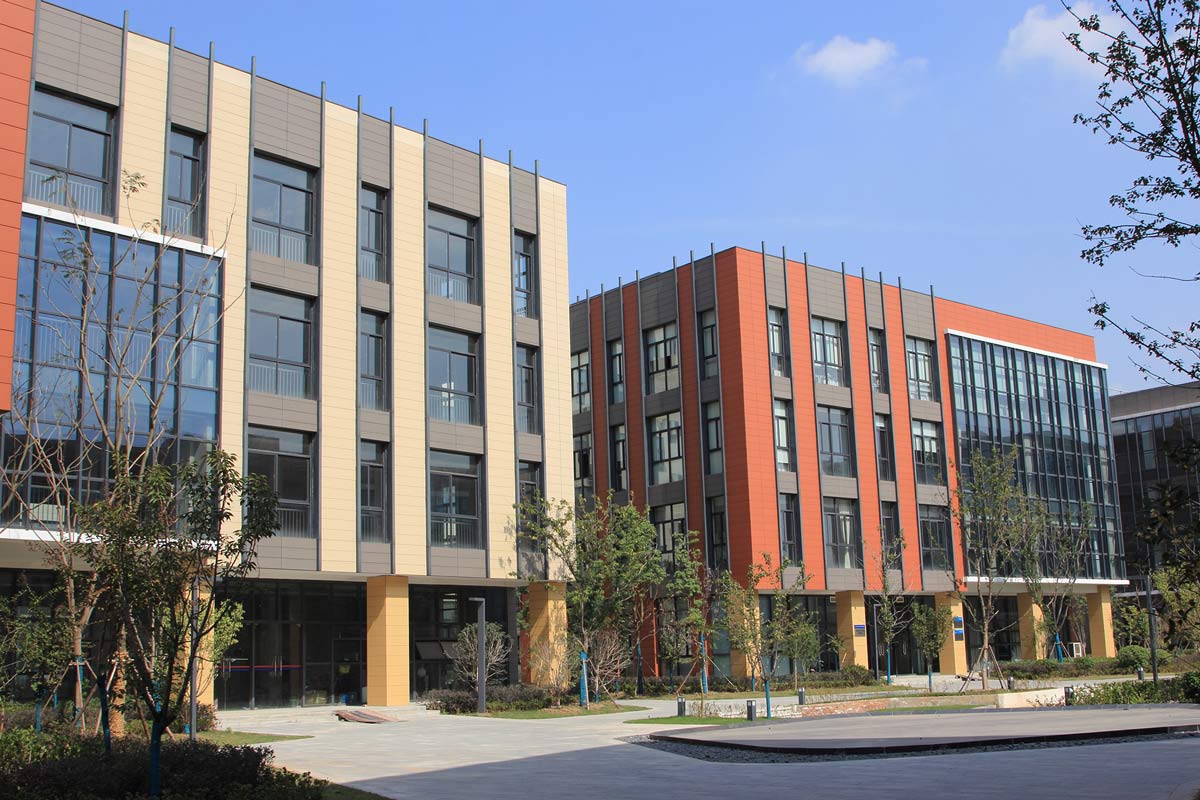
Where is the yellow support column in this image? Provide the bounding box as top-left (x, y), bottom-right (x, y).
top-left (1017, 593), bottom-right (1046, 661)
top-left (1088, 586), bottom-right (1117, 658)
top-left (935, 593), bottom-right (969, 676)
top-left (524, 582), bottom-right (567, 686)
top-left (366, 576), bottom-right (410, 706)
top-left (835, 591), bottom-right (869, 668)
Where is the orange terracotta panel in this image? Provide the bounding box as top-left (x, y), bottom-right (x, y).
top-left (844, 274), bottom-right (883, 590)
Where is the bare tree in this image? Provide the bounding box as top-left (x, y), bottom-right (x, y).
top-left (873, 533), bottom-right (912, 684)
top-left (447, 622), bottom-right (511, 696)
top-left (1017, 504), bottom-right (1094, 659)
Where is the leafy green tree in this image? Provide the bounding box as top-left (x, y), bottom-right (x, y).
top-left (873, 533), bottom-right (911, 685)
top-left (910, 603), bottom-right (952, 692)
top-left (79, 450), bottom-right (275, 797)
top-left (0, 583), bottom-right (73, 725)
top-left (777, 609), bottom-right (821, 690)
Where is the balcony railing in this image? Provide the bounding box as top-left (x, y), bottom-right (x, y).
top-left (275, 505), bottom-right (311, 538)
top-left (431, 516), bottom-right (481, 549)
top-left (426, 268), bottom-right (475, 304)
top-left (26, 165), bottom-right (106, 215)
top-left (358, 251), bottom-right (386, 283)
top-left (427, 390), bottom-right (477, 425)
top-left (248, 359), bottom-right (309, 398)
top-left (164, 201), bottom-right (201, 238)
top-left (359, 378), bottom-right (385, 411)
top-left (360, 509), bottom-right (388, 543)
top-left (251, 222), bottom-right (310, 265)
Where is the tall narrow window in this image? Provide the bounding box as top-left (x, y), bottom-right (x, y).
top-left (774, 399), bottom-right (794, 470)
top-left (811, 317), bottom-right (847, 386)
top-left (251, 155), bottom-right (316, 264)
top-left (823, 497), bottom-right (861, 569)
top-left (165, 128), bottom-right (205, 237)
top-left (427, 328), bottom-right (478, 424)
top-left (359, 186), bottom-right (388, 282)
top-left (703, 401), bottom-right (724, 475)
top-left (359, 312), bottom-right (387, 410)
top-left (651, 503), bottom-right (686, 568)
top-left (247, 427), bottom-right (314, 538)
top-left (513, 232), bottom-right (537, 317)
top-left (699, 309), bottom-right (719, 379)
top-left (610, 424), bottom-right (628, 492)
top-left (919, 504), bottom-right (952, 571)
top-left (644, 323), bottom-right (679, 393)
top-left (573, 433), bottom-right (594, 502)
top-left (517, 461), bottom-right (544, 544)
top-left (359, 441), bottom-right (388, 542)
top-left (429, 451), bottom-right (481, 549)
top-left (868, 327), bottom-right (888, 393)
top-left (779, 493), bottom-right (800, 564)
top-left (906, 337), bottom-right (938, 401)
top-left (248, 288), bottom-right (314, 398)
top-left (707, 495), bottom-right (728, 571)
top-left (426, 208), bottom-right (477, 303)
top-left (912, 420), bottom-right (945, 484)
top-left (516, 345), bottom-right (541, 434)
top-left (768, 307), bottom-right (790, 377)
top-left (817, 405), bottom-right (855, 477)
top-left (648, 411), bottom-right (684, 484)
top-left (26, 89), bottom-right (113, 215)
top-left (571, 351), bottom-right (591, 414)
top-left (875, 414), bottom-right (895, 481)
top-left (608, 339), bottom-right (625, 404)
top-left (880, 501), bottom-right (901, 559)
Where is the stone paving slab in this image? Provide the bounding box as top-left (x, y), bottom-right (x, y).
top-left (652, 705), bottom-right (1200, 754)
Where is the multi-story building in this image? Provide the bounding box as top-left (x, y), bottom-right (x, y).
top-left (570, 246), bottom-right (1125, 676)
top-left (1111, 381), bottom-right (1200, 578)
top-left (0, 0), bottom-right (571, 708)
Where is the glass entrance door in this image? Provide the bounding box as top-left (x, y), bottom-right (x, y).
top-left (252, 622), bottom-right (303, 708)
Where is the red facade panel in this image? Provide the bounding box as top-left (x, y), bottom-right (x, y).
top-left (844, 274), bottom-right (883, 589)
top-left (882, 284), bottom-right (925, 588)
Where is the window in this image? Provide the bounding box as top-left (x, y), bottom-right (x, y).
top-left (651, 502), bottom-right (686, 566)
top-left (607, 339), bottom-right (625, 404)
top-left (768, 307), bottom-right (789, 377)
top-left (359, 441), bottom-right (388, 542)
top-left (248, 288), bottom-right (313, 398)
top-left (774, 399), bottom-right (794, 470)
top-left (571, 351), bottom-right (591, 414)
top-left (165, 128), bottom-right (204, 237)
top-left (251, 155), bottom-right (315, 264)
top-left (427, 328), bottom-right (479, 424)
top-left (779, 494), bottom-right (800, 564)
top-left (518, 461), bottom-right (542, 531)
top-left (823, 497), bottom-right (861, 569)
top-left (817, 405), bottom-right (855, 477)
top-left (868, 328), bottom-right (888, 393)
top-left (359, 312), bottom-right (387, 410)
top-left (875, 414), bottom-right (895, 481)
top-left (644, 323), bottom-right (679, 393)
top-left (919, 505), bottom-right (952, 571)
top-left (429, 451), bottom-right (481, 549)
top-left (359, 186), bottom-right (388, 282)
top-left (707, 495), bottom-right (728, 571)
top-left (880, 501), bottom-right (901, 559)
top-left (247, 427), bottom-right (313, 538)
top-left (648, 411), bottom-right (684, 485)
top-left (426, 208), bottom-right (477, 303)
top-left (516, 345), bottom-right (540, 434)
top-left (906, 337), bottom-right (938, 401)
top-left (26, 88), bottom-right (113, 215)
top-left (610, 425), bottom-right (628, 492)
top-left (811, 317), bottom-right (847, 386)
top-left (699, 309), bottom-right (719, 379)
top-left (573, 433), bottom-right (594, 502)
top-left (513, 232), bottom-right (537, 317)
top-left (703, 401), bottom-right (724, 475)
top-left (912, 420), bottom-right (945, 484)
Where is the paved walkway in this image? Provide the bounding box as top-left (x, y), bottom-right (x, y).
top-left (218, 702), bottom-right (1200, 800)
top-left (655, 705), bottom-right (1200, 753)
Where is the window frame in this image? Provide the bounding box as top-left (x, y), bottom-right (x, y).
top-left (513, 231), bottom-right (537, 318)
top-left (811, 317), bottom-right (848, 386)
top-left (699, 308), bottom-right (719, 379)
top-left (706, 495), bottom-right (728, 571)
top-left (426, 207), bottom-right (478, 304)
top-left (358, 311), bottom-right (388, 411)
top-left (768, 307), bottom-right (790, 377)
top-left (868, 327), bottom-right (888, 393)
top-left (247, 426), bottom-right (314, 539)
top-left (359, 440), bottom-right (389, 543)
top-left (817, 405), bottom-right (855, 477)
top-left (570, 350), bottom-right (591, 414)
top-left (165, 127), bottom-right (205, 238)
top-left (516, 345), bottom-right (541, 434)
top-left (912, 419), bottom-right (945, 485)
top-left (429, 450), bottom-right (482, 549)
top-left (643, 322), bottom-right (680, 394)
top-left (778, 493), bottom-right (800, 564)
top-left (247, 287), bottom-right (314, 399)
top-left (26, 88), bottom-right (114, 216)
top-left (427, 327), bottom-right (479, 425)
top-left (610, 424), bottom-right (628, 492)
top-left (906, 336), bottom-right (939, 401)
top-left (648, 411), bottom-right (684, 485)
top-left (919, 504), bottom-right (953, 571)
top-left (573, 433), bottom-right (594, 502)
top-left (875, 413), bottom-right (895, 481)
top-left (358, 185), bottom-right (388, 282)
top-left (250, 154), bottom-right (316, 265)
top-left (822, 497), bottom-right (862, 570)
top-left (703, 400), bottom-right (724, 475)
top-left (607, 339), bottom-right (625, 404)
top-left (773, 399), bottom-right (795, 470)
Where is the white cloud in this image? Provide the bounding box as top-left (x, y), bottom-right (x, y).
top-left (795, 35), bottom-right (926, 89)
top-left (1001, 3), bottom-right (1117, 77)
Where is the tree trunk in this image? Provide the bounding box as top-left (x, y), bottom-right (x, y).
top-left (980, 617), bottom-right (990, 691)
top-left (109, 638), bottom-right (126, 737)
top-left (149, 717), bottom-right (165, 798)
top-left (72, 628), bottom-right (85, 728)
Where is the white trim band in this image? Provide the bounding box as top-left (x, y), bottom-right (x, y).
top-left (945, 329), bottom-right (1107, 370)
top-left (22, 202), bottom-right (227, 259)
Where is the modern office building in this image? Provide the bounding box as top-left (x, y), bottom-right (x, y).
top-left (1111, 381), bottom-right (1200, 578)
top-left (0, 0), bottom-right (572, 707)
top-left (569, 246), bottom-right (1125, 676)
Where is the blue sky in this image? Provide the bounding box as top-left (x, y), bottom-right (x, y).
top-left (68, 0), bottom-right (1197, 392)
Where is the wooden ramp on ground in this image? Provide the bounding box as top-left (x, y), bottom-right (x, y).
top-left (335, 708), bottom-right (398, 724)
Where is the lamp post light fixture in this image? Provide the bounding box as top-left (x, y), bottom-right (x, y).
top-left (468, 596), bottom-right (486, 713)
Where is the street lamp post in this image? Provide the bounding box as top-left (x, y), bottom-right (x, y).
top-left (469, 597), bottom-right (486, 713)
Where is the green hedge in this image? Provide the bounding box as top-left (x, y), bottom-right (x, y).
top-left (1002, 657), bottom-right (1124, 680)
top-left (421, 684), bottom-right (557, 714)
top-left (1070, 671), bottom-right (1200, 705)
top-left (621, 665), bottom-right (878, 697)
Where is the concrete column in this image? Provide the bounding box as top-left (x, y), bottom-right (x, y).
top-left (523, 581), bottom-right (567, 686)
top-left (835, 591), bottom-right (869, 667)
top-left (1088, 586), bottom-right (1117, 658)
top-left (366, 575), bottom-right (410, 706)
top-left (1017, 593), bottom-right (1046, 661)
top-left (935, 593), bottom-right (969, 676)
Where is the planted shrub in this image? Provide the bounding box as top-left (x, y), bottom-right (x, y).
top-left (1117, 645), bottom-right (1152, 672)
top-left (421, 689), bottom-right (476, 715)
top-left (1004, 657), bottom-right (1122, 680)
top-left (486, 684), bottom-right (549, 711)
top-left (169, 703), bottom-right (217, 734)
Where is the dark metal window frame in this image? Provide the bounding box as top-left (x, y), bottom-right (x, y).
top-left (358, 185), bottom-right (388, 282)
top-left (607, 339), bottom-right (625, 404)
top-left (699, 308), bottom-right (719, 379)
top-left (906, 336), bottom-right (939, 401)
top-left (875, 413), bottom-right (895, 481)
top-left (778, 493), bottom-right (800, 564)
top-left (811, 317), bottom-right (848, 387)
top-left (516, 345), bottom-right (540, 434)
top-left (513, 231), bottom-right (537, 318)
top-left (573, 433), bottom-right (594, 501)
top-left (644, 322), bottom-right (680, 394)
top-left (248, 426), bottom-right (315, 539)
top-left (358, 310), bottom-right (387, 411)
top-left (166, 127), bottom-right (205, 237)
top-left (251, 154), bottom-right (316, 265)
top-left (912, 419), bottom-right (945, 485)
top-left (817, 405), bottom-right (855, 477)
top-left (570, 350), bottom-right (591, 414)
top-left (26, 88), bottom-right (114, 216)
top-left (425, 207), bottom-right (478, 304)
top-left (768, 306), bottom-right (790, 377)
top-left (703, 400), bottom-right (723, 475)
top-left (822, 497), bottom-right (862, 569)
top-left (427, 327), bottom-right (479, 425)
top-left (429, 450), bottom-right (482, 549)
top-left (774, 399), bottom-right (795, 470)
top-left (648, 411), bottom-right (684, 485)
top-left (610, 424), bottom-right (627, 492)
top-left (919, 504), bottom-right (953, 571)
top-left (868, 327), bottom-right (888, 393)
top-left (359, 440), bottom-right (389, 543)
top-left (706, 494), bottom-right (728, 571)
top-left (248, 287), bottom-right (315, 399)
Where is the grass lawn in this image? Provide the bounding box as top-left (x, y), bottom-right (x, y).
top-left (675, 685), bottom-right (913, 701)
top-left (198, 730), bottom-right (313, 746)
top-left (480, 704), bottom-right (649, 719)
top-left (626, 715), bottom-right (747, 726)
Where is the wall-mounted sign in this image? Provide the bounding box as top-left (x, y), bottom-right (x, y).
top-left (953, 629), bottom-right (965, 641)
top-left (854, 624), bottom-right (866, 637)
top-left (953, 616), bottom-right (963, 626)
